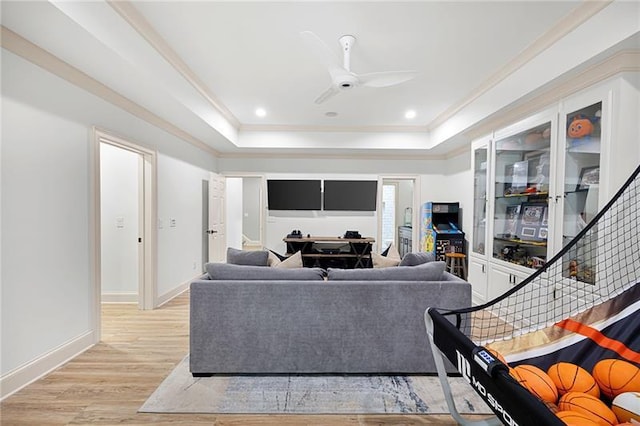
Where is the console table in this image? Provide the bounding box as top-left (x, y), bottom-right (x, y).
top-left (284, 236), bottom-right (375, 269)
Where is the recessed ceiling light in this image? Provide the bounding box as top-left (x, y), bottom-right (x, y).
top-left (405, 110), bottom-right (416, 119)
top-left (325, 112), bottom-right (338, 117)
top-left (255, 108), bottom-right (266, 117)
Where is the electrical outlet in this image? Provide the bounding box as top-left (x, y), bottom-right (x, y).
top-left (170, 218), bottom-right (176, 227)
top-left (192, 262), bottom-right (197, 270)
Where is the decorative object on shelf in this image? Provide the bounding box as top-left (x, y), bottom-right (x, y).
top-left (534, 153), bottom-right (550, 192)
top-left (569, 259), bottom-right (578, 279)
top-left (576, 166), bottom-right (600, 191)
top-left (567, 114), bottom-right (594, 138)
top-left (518, 202), bottom-right (546, 242)
top-left (511, 160), bottom-right (528, 194)
top-left (503, 205), bottom-right (521, 238)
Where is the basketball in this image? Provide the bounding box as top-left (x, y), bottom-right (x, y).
top-left (555, 410), bottom-right (601, 426)
top-left (547, 362), bottom-right (600, 397)
top-left (511, 364), bottom-right (558, 403)
top-left (592, 359), bottom-right (640, 399)
top-left (611, 392), bottom-right (640, 423)
top-left (558, 391), bottom-right (618, 426)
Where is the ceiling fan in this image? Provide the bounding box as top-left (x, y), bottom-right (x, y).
top-left (301, 31), bottom-right (418, 104)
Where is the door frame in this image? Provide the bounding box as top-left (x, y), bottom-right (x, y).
top-left (90, 127), bottom-right (157, 343)
top-left (377, 175), bottom-right (420, 253)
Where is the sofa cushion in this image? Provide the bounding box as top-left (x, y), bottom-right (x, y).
top-left (399, 251), bottom-right (435, 266)
top-left (327, 261), bottom-right (445, 281)
top-left (226, 247), bottom-right (269, 266)
top-left (206, 262), bottom-right (324, 281)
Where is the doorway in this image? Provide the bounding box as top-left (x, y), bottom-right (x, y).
top-left (100, 142), bottom-right (141, 304)
top-left (224, 175), bottom-right (264, 251)
top-left (378, 176), bottom-right (419, 256)
top-left (92, 128), bottom-right (157, 343)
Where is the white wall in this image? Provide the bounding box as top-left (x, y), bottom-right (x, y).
top-left (0, 49), bottom-right (217, 394)
top-left (157, 154), bottom-right (212, 298)
top-left (100, 143), bottom-right (139, 301)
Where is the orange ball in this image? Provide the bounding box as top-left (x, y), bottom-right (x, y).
top-left (558, 391), bottom-right (618, 425)
top-left (592, 359), bottom-right (640, 399)
top-left (548, 362), bottom-right (600, 398)
top-left (556, 410), bottom-right (601, 426)
top-left (512, 364), bottom-right (559, 403)
top-left (486, 347), bottom-right (508, 365)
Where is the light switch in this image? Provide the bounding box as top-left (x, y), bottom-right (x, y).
top-left (116, 216), bottom-right (125, 229)
top-left (170, 218), bottom-right (176, 227)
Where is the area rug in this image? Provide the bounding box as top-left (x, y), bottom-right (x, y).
top-left (139, 356), bottom-right (492, 415)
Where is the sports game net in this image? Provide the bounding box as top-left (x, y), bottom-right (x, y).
top-left (455, 164), bottom-right (640, 349)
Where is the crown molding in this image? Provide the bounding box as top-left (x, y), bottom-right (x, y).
top-left (467, 49), bottom-right (640, 141)
top-left (1, 26), bottom-right (219, 157)
top-left (427, 0), bottom-right (613, 132)
top-left (217, 151), bottom-right (448, 162)
top-left (108, 1), bottom-right (241, 129)
top-left (239, 124), bottom-right (429, 133)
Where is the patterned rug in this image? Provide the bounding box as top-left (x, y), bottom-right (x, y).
top-left (139, 356), bottom-right (493, 415)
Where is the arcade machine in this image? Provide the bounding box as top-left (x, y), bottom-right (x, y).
top-left (419, 202), bottom-right (464, 261)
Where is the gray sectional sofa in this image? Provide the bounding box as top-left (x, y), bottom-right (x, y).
top-left (189, 260), bottom-right (471, 376)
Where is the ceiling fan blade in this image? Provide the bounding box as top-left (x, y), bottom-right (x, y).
top-left (300, 31), bottom-right (343, 72)
top-left (314, 86), bottom-right (340, 104)
top-left (358, 71), bottom-right (418, 88)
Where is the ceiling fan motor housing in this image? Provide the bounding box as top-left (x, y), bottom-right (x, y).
top-left (338, 74), bottom-right (358, 89)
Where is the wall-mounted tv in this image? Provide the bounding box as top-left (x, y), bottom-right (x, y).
top-left (323, 180), bottom-right (378, 211)
top-left (267, 180), bottom-right (321, 210)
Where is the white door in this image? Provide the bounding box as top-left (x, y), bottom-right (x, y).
top-left (208, 173), bottom-right (226, 262)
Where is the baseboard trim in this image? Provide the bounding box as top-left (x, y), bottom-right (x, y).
top-left (156, 274), bottom-right (199, 307)
top-left (0, 330), bottom-right (95, 401)
top-left (101, 292), bottom-right (138, 304)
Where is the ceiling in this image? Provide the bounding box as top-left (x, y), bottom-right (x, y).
top-left (0, 1), bottom-right (634, 157)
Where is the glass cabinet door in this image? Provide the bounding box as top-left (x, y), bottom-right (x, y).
top-left (493, 121), bottom-right (551, 269)
top-left (472, 145), bottom-right (488, 255)
top-left (560, 102), bottom-right (602, 284)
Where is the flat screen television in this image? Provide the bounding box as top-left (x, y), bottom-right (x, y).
top-left (267, 180), bottom-right (321, 210)
top-left (323, 180), bottom-right (378, 211)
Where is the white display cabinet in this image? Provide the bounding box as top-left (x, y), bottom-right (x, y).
top-left (469, 73), bottom-right (639, 303)
top-left (490, 108), bottom-right (558, 273)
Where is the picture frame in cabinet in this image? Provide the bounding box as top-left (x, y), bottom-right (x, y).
top-left (576, 166), bottom-right (600, 191)
top-left (518, 202), bottom-right (547, 242)
top-left (503, 204), bottom-right (521, 238)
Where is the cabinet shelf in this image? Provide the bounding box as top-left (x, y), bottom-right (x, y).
top-left (495, 191), bottom-right (549, 199)
top-left (494, 237), bottom-right (547, 247)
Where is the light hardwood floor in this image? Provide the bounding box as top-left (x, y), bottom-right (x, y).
top-left (1, 291), bottom-right (489, 425)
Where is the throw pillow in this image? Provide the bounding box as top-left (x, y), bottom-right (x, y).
top-left (205, 262), bottom-right (324, 281)
top-left (371, 252), bottom-right (401, 268)
top-left (327, 261), bottom-right (445, 281)
top-left (386, 243), bottom-right (401, 261)
top-left (267, 251), bottom-right (282, 267)
top-left (274, 251), bottom-right (303, 268)
top-left (399, 251), bottom-right (435, 266)
top-left (226, 247), bottom-right (269, 266)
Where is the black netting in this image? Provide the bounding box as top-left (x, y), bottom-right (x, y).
top-left (448, 165), bottom-right (640, 346)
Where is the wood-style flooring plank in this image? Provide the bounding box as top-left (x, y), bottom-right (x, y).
top-left (1, 291), bottom-right (490, 425)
